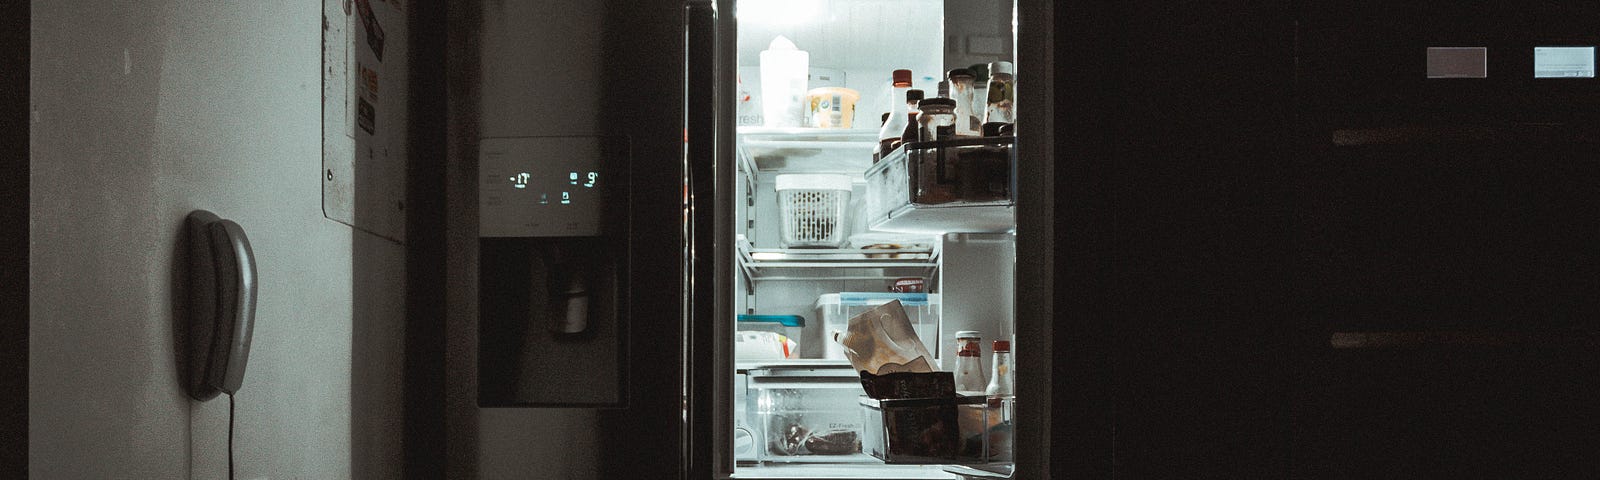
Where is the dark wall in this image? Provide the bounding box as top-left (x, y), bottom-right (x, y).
top-left (1061, 1), bottom-right (1600, 478)
top-left (1053, 0), bottom-right (1300, 477)
top-left (1102, 1), bottom-right (1299, 477)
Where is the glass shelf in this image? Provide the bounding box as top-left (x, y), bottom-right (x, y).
top-left (737, 237), bottom-right (939, 282)
top-left (737, 126), bottom-right (880, 176)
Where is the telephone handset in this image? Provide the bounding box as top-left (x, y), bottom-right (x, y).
top-left (185, 210), bottom-right (258, 401)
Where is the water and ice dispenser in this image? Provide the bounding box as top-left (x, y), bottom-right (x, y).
top-left (477, 136), bottom-right (629, 407)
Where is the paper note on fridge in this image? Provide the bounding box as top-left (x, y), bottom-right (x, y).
top-left (838, 300), bottom-right (935, 375)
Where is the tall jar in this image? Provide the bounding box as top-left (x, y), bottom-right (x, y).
top-left (984, 61), bottom-right (1016, 127)
top-left (946, 69), bottom-right (980, 136)
top-left (915, 98), bottom-right (957, 143)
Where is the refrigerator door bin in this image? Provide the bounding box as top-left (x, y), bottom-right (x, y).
top-left (746, 365), bottom-right (878, 464)
top-left (865, 137), bottom-right (1017, 234)
top-left (859, 395), bottom-right (1013, 466)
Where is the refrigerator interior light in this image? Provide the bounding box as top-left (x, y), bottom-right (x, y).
top-left (738, 0), bottom-right (822, 26)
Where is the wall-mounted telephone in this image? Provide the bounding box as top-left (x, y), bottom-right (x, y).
top-left (185, 210), bottom-right (258, 401)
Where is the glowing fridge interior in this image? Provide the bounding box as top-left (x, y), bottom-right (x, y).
top-left (702, 0), bottom-right (1025, 478)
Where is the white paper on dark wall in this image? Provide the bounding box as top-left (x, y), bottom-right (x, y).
top-left (1534, 46), bottom-right (1595, 78)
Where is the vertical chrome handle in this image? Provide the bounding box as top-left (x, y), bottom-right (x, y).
top-left (683, 2), bottom-right (720, 479)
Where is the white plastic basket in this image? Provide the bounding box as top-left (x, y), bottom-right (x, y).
top-left (774, 174), bottom-right (853, 248)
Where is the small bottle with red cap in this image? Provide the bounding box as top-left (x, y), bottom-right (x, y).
top-left (876, 69), bottom-right (914, 159)
top-left (985, 340), bottom-right (1014, 418)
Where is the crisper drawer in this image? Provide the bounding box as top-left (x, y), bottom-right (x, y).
top-left (865, 137), bottom-right (1016, 234)
top-left (745, 364), bottom-right (876, 464)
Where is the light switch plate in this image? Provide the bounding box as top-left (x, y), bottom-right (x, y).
top-left (1427, 47), bottom-right (1488, 78)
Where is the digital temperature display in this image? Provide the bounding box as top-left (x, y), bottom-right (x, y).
top-left (505, 171), bottom-right (599, 205)
top-left (479, 137), bottom-right (614, 237)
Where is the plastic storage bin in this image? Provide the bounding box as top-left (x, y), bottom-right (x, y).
top-left (859, 395), bottom-right (1011, 464)
top-left (747, 365), bottom-right (874, 463)
top-left (864, 137), bottom-right (1016, 234)
top-left (807, 293), bottom-right (941, 360)
top-left (737, 314), bottom-right (805, 339)
top-left (736, 314), bottom-right (806, 360)
top-left (775, 174), bottom-right (853, 248)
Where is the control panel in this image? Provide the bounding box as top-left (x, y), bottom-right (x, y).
top-left (479, 136), bottom-right (617, 237)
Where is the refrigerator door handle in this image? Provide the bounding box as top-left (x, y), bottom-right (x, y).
top-left (683, 1), bottom-right (727, 478)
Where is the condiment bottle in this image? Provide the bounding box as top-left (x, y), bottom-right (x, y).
top-left (984, 61), bottom-right (1015, 127)
top-left (916, 98), bottom-right (957, 143)
top-left (899, 89), bottom-right (925, 147)
top-left (871, 112), bottom-right (891, 163)
top-left (877, 69), bottom-right (914, 158)
top-left (985, 340), bottom-right (1014, 421)
top-left (952, 331), bottom-right (986, 395)
top-left (947, 69), bottom-right (980, 136)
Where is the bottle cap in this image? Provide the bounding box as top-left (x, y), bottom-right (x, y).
top-left (989, 61), bottom-right (1015, 77)
top-left (892, 69), bottom-right (913, 86)
top-left (937, 80), bottom-right (950, 97)
top-left (881, 112), bottom-right (890, 125)
top-left (955, 330), bottom-right (982, 339)
top-left (906, 89), bottom-right (924, 102)
top-left (917, 98), bottom-right (956, 109)
top-left (947, 68), bottom-right (975, 80)
top-left (993, 340), bottom-right (1010, 352)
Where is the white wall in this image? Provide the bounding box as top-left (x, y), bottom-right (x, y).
top-left (30, 1), bottom-right (405, 478)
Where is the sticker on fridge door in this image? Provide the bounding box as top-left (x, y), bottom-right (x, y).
top-left (357, 97), bottom-right (376, 134)
top-left (358, 63), bottom-right (379, 101)
top-left (354, 0), bottom-right (384, 61)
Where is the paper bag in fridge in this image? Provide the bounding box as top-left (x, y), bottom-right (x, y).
top-left (837, 300), bottom-right (935, 375)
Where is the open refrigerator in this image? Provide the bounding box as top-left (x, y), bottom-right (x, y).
top-left (689, 0), bottom-right (1025, 478)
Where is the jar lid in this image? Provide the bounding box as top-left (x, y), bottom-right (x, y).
top-left (917, 98), bottom-right (956, 108)
top-left (892, 69), bottom-right (913, 86)
top-left (982, 122), bottom-right (1008, 136)
top-left (955, 330), bottom-right (982, 339)
top-left (993, 340), bottom-right (1011, 352)
top-left (989, 61), bottom-right (1015, 77)
top-left (947, 68), bottom-right (975, 80)
top-left (906, 89), bottom-right (925, 102)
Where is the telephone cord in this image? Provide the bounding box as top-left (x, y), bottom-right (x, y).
top-left (228, 393), bottom-right (235, 480)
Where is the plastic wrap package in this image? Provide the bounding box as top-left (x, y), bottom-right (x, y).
top-left (838, 300), bottom-right (937, 376)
